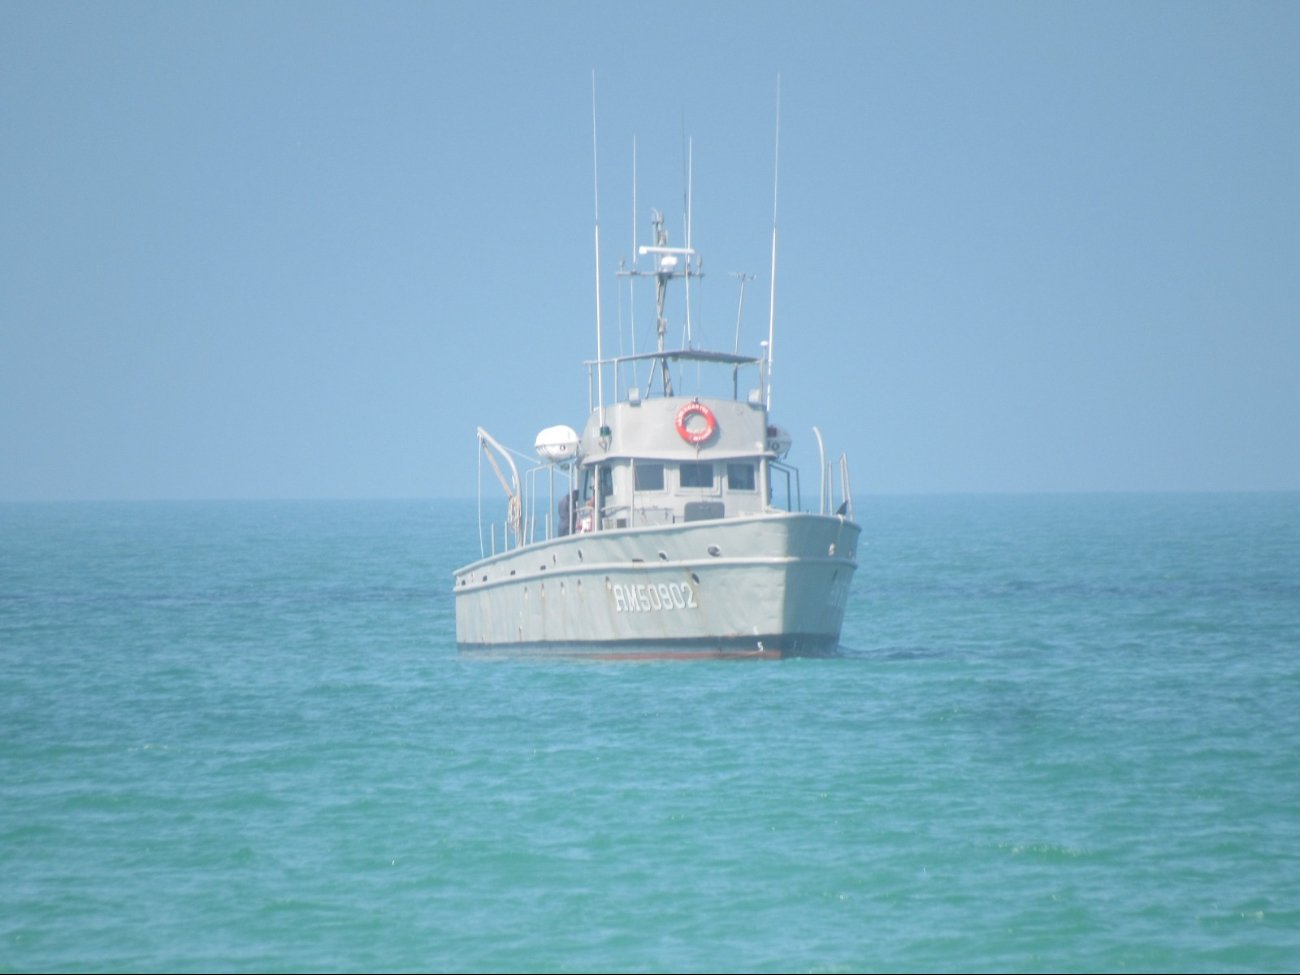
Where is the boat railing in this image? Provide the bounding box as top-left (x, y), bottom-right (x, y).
top-left (811, 425), bottom-right (854, 519)
top-left (838, 453), bottom-right (854, 520)
top-left (630, 503), bottom-right (675, 528)
top-left (600, 502), bottom-right (631, 531)
top-left (522, 461), bottom-right (578, 546)
top-left (477, 428), bottom-right (582, 557)
top-left (769, 461), bottom-right (801, 513)
top-left (820, 453), bottom-right (854, 519)
top-left (476, 428), bottom-right (850, 559)
top-left (521, 465), bottom-right (544, 546)
top-left (587, 349), bottom-right (765, 413)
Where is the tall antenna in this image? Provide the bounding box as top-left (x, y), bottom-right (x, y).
top-left (684, 136), bottom-right (694, 346)
top-left (766, 74), bottom-right (781, 411)
top-left (686, 136), bottom-right (694, 253)
top-left (632, 135), bottom-right (638, 273)
top-left (630, 136), bottom-right (639, 378)
top-left (591, 71), bottom-right (605, 419)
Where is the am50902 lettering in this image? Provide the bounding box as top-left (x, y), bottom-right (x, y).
top-left (610, 581), bottom-right (698, 613)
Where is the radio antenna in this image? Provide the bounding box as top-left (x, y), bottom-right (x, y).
top-left (632, 135), bottom-right (638, 272)
top-left (766, 74), bottom-right (781, 411)
top-left (591, 71), bottom-right (605, 420)
top-left (684, 135), bottom-right (694, 347)
top-left (630, 136), bottom-right (639, 372)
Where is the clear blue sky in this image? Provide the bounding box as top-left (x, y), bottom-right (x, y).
top-left (3, 1), bottom-right (1298, 500)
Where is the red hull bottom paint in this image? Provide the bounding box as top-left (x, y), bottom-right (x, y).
top-left (457, 634), bottom-right (840, 661)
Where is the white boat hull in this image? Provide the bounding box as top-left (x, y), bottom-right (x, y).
top-left (454, 512), bottom-right (859, 659)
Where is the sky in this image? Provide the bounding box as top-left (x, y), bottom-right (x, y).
top-left (3, 0), bottom-right (1298, 500)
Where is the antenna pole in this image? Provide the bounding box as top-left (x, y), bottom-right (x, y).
top-left (624, 137), bottom-right (634, 364)
top-left (684, 136), bottom-right (694, 346)
top-left (766, 75), bottom-right (781, 411)
top-left (591, 71), bottom-right (605, 419)
top-left (632, 135), bottom-right (638, 266)
top-left (686, 136), bottom-right (694, 252)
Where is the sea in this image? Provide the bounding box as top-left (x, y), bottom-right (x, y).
top-left (2, 494), bottom-right (1298, 974)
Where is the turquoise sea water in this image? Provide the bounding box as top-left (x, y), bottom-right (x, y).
top-left (2, 494), bottom-right (1298, 973)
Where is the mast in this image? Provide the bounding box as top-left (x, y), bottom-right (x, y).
top-left (766, 74), bottom-right (781, 411)
top-left (630, 137), bottom-right (639, 387)
top-left (620, 208), bottom-right (698, 397)
top-left (591, 72), bottom-right (605, 418)
top-left (684, 137), bottom-right (693, 347)
top-left (615, 127), bottom-right (705, 398)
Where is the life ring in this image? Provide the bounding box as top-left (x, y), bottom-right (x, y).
top-left (674, 401), bottom-right (717, 445)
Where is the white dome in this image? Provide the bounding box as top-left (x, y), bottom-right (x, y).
top-left (534, 425), bottom-right (580, 463)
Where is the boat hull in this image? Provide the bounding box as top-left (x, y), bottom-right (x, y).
top-left (453, 512), bottom-right (860, 659)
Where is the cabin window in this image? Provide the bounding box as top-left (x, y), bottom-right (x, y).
top-left (679, 462), bottom-right (714, 489)
top-left (727, 463), bottom-right (756, 491)
top-left (634, 462), bottom-right (664, 491)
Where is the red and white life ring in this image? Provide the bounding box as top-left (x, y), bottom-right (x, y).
top-left (674, 401), bottom-right (717, 445)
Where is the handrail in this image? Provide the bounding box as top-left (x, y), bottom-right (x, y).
top-left (813, 426), bottom-right (827, 514)
top-left (834, 453), bottom-right (854, 520)
top-left (770, 461), bottom-right (801, 513)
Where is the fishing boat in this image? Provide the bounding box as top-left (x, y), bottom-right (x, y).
top-left (453, 134), bottom-right (859, 659)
